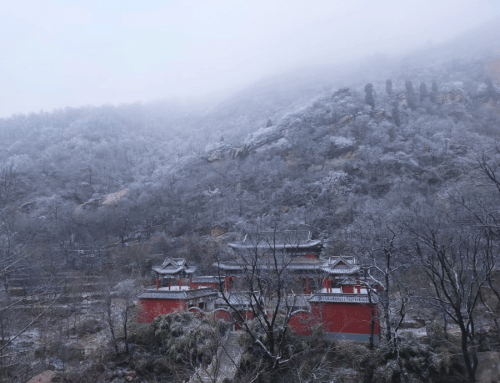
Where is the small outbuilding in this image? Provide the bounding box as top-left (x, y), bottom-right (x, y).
top-left (138, 287), bottom-right (218, 323)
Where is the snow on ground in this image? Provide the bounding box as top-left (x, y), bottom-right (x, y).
top-left (80, 330), bottom-right (110, 356)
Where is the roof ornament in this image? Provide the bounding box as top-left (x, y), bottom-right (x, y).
top-left (152, 257), bottom-right (196, 276)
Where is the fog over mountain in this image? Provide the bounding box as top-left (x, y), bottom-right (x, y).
top-left (1, 0), bottom-right (500, 116)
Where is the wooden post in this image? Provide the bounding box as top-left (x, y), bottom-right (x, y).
top-left (168, 278), bottom-right (171, 291)
top-left (305, 276), bottom-right (310, 295)
top-left (179, 277), bottom-right (182, 290)
top-left (156, 278), bottom-right (159, 290)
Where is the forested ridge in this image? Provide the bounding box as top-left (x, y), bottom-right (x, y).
top-left (2, 30), bottom-right (500, 382)
top-left (1, 49), bottom-right (499, 247)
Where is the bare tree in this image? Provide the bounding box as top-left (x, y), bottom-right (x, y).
top-left (214, 227), bottom-right (305, 375)
top-left (408, 223), bottom-right (493, 383)
top-left (445, 153), bottom-right (500, 335)
top-left (0, 204), bottom-right (62, 378)
top-left (101, 271), bottom-right (141, 356)
top-left (358, 224), bottom-right (409, 353)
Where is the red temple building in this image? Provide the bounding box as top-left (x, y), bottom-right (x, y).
top-left (138, 288), bottom-right (218, 323)
top-left (138, 231), bottom-right (379, 344)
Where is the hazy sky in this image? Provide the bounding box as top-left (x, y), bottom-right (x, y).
top-left (1, 0), bottom-right (499, 117)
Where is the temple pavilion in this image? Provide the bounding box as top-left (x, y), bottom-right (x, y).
top-left (216, 230), bottom-right (363, 294)
top-left (138, 231), bottom-right (379, 343)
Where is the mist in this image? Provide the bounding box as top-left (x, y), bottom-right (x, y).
top-left (5, 1), bottom-right (500, 381)
top-left (1, 0), bottom-right (499, 117)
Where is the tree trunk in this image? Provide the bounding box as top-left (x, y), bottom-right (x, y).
top-left (123, 308), bottom-right (129, 355)
top-left (443, 314), bottom-right (448, 340)
top-left (383, 277), bottom-right (392, 349)
top-left (106, 299), bottom-right (119, 355)
top-left (460, 327), bottom-right (477, 383)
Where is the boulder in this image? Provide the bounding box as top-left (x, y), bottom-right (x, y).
top-left (26, 370), bottom-right (62, 383)
top-left (476, 352), bottom-right (500, 383)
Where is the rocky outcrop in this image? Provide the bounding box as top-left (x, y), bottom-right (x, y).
top-left (207, 144), bottom-right (251, 162)
top-left (437, 91), bottom-right (468, 104)
top-left (26, 370), bottom-right (62, 383)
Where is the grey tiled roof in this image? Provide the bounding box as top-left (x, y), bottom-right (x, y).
top-left (229, 230), bottom-right (322, 250)
top-left (216, 292), bottom-right (261, 308)
top-left (246, 230), bottom-right (311, 243)
top-left (152, 257), bottom-right (196, 275)
top-left (193, 276), bottom-right (223, 283)
top-left (229, 240), bottom-right (322, 250)
top-left (322, 266), bottom-right (360, 274)
top-left (270, 294), bottom-right (310, 309)
top-left (139, 287), bottom-right (217, 300)
top-left (308, 294), bottom-right (377, 304)
top-left (215, 256), bottom-right (360, 274)
top-left (216, 262), bottom-right (324, 272)
top-left (321, 256), bottom-right (359, 274)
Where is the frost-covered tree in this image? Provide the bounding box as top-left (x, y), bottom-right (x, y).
top-left (136, 312), bottom-right (230, 380)
top-left (385, 79), bottom-right (393, 96)
top-left (405, 80), bottom-right (417, 109)
top-left (365, 226), bottom-right (410, 354)
top-left (365, 83), bottom-right (375, 109)
top-left (419, 82), bottom-right (428, 101)
top-left (349, 202), bottom-right (410, 355)
top-left (214, 227), bottom-right (306, 375)
top-left (402, 199), bottom-right (497, 383)
top-left (430, 79), bottom-right (438, 103)
top-left (315, 170), bottom-right (351, 196)
top-left (391, 102), bottom-right (401, 127)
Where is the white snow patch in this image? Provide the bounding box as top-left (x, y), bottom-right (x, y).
top-left (330, 136), bottom-right (354, 148)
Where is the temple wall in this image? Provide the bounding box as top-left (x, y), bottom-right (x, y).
top-left (138, 299), bottom-right (186, 323)
top-left (310, 302), bottom-right (379, 335)
top-left (287, 302), bottom-right (379, 341)
top-left (288, 311), bottom-right (315, 336)
top-left (138, 297), bottom-right (380, 344)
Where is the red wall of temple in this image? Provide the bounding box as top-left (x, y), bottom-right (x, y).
top-left (288, 303), bottom-right (379, 336)
top-left (342, 285), bottom-right (354, 293)
top-left (138, 298), bottom-right (379, 339)
top-left (288, 311), bottom-right (315, 336)
top-left (310, 303), bottom-right (379, 335)
top-left (214, 310), bottom-right (231, 322)
top-left (234, 310), bottom-right (253, 330)
top-left (138, 299), bottom-right (186, 323)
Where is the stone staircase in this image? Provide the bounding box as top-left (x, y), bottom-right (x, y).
top-left (189, 331), bottom-right (244, 383)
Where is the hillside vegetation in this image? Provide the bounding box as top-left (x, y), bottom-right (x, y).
top-left (2, 29), bottom-right (500, 382)
top-left (1, 50), bottom-right (499, 248)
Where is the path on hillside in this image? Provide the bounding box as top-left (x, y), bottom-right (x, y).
top-left (189, 331), bottom-right (244, 383)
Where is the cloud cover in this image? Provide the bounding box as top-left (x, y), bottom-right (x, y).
top-left (1, 0), bottom-right (499, 117)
